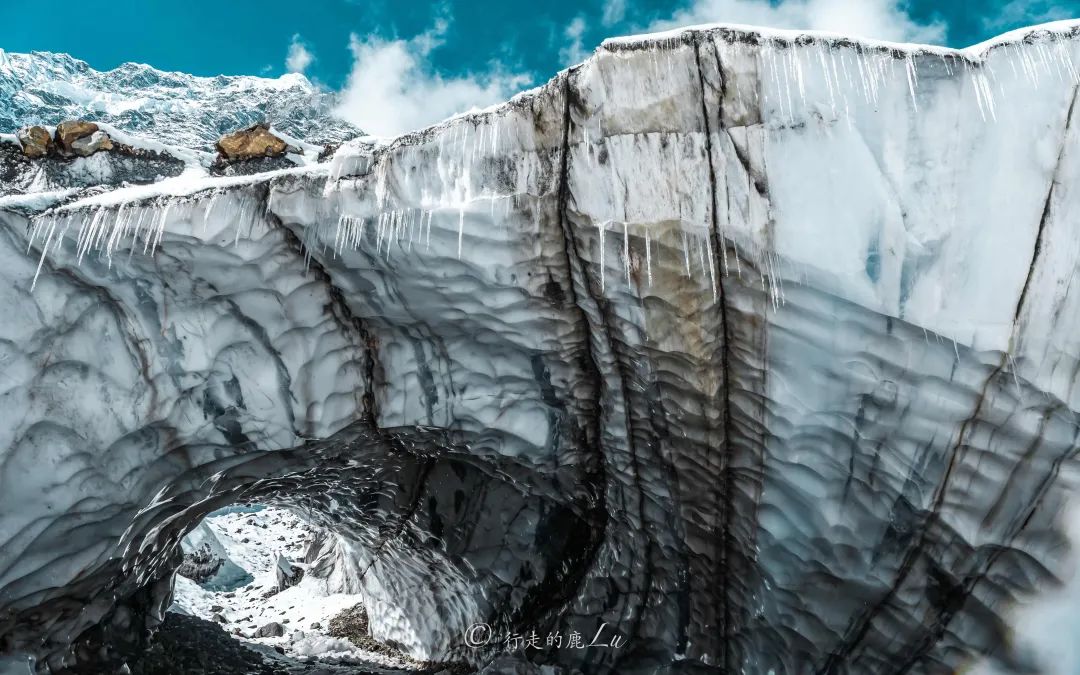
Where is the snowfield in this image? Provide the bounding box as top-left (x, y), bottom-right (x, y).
top-left (171, 507), bottom-right (419, 670)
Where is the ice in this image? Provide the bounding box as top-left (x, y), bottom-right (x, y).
top-left (8, 19), bottom-right (1080, 675)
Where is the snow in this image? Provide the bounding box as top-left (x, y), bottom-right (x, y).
top-left (8, 19), bottom-right (1080, 674)
top-left (48, 163), bottom-right (322, 211)
top-left (602, 18), bottom-right (1080, 59)
top-left (170, 506), bottom-right (416, 669)
top-left (0, 51), bottom-right (360, 150)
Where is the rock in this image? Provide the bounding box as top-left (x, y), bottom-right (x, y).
top-left (176, 543), bottom-right (224, 584)
top-left (16, 126), bottom-right (51, 158)
top-left (326, 604), bottom-right (369, 641)
top-left (274, 554), bottom-right (303, 591)
top-left (309, 622), bottom-right (320, 630)
top-left (255, 621), bottom-right (284, 638)
top-left (273, 645), bottom-right (285, 654)
top-left (215, 123), bottom-right (290, 162)
top-left (209, 604), bottom-right (223, 613)
top-left (70, 130), bottom-right (113, 157)
top-left (210, 613), bottom-right (226, 623)
top-left (54, 120), bottom-right (99, 155)
top-left (317, 143), bottom-right (338, 162)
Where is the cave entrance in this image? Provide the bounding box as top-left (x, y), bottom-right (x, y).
top-left (162, 503), bottom-right (424, 673)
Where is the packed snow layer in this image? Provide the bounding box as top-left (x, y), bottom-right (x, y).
top-left (4, 20), bottom-right (1080, 675)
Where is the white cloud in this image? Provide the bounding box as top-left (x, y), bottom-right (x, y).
top-left (334, 21), bottom-right (531, 137)
top-left (603, 0), bottom-right (627, 26)
top-left (648, 0), bottom-right (946, 45)
top-left (983, 0), bottom-right (1074, 31)
top-left (286, 34), bottom-right (315, 74)
top-left (560, 16), bottom-right (590, 65)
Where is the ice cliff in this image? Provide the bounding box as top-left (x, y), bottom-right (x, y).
top-left (4, 20), bottom-right (1080, 675)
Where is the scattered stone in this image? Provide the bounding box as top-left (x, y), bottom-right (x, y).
top-left (215, 123), bottom-right (292, 161)
top-left (109, 612), bottom-right (283, 675)
top-left (272, 645), bottom-right (285, 655)
top-left (54, 120), bottom-right (99, 155)
top-left (327, 604), bottom-right (369, 640)
top-left (16, 126), bottom-right (52, 158)
top-left (71, 130), bottom-right (113, 157)
top-left (254, 621), bottom-right (284, 638)
top-left (176, 543), bottom-right (224, 584)
top-left (210, 613), bottom-right (226, 624)
top-left (309, 622), bottom-right (320, 630)
top-left (209, 604), bottom-right (223, 613)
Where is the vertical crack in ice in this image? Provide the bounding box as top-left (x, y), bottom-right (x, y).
top-left (693, 31), bottom-right (737, 673)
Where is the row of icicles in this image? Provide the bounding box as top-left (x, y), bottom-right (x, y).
top-left (25, 30), bottom-right (1080, 300)
top-left (24, 184), bottom-right (786, 310)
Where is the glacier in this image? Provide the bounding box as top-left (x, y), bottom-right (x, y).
top-left (3, 19), bottom-right (1080, 675)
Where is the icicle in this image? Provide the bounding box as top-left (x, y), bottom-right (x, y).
top-left (645, 228), bottom-right (653, 287)
top-left (905, 55), bottom-right (919, 111)
top-left (705, 231), bottom-right (717, 301)
top-left (622, 222), bottom-right (631, 289)
top-left (31, 219), bottom-right (58, 291)
top-left (598, 221), bottom-right (607, 292)
top-left (457, 207), bottom-right (465, 260)
top-left (682, 229), bottom-right (691, 278)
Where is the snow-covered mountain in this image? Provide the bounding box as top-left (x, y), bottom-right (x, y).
top-left (6, 19), bottom-right (1080, 675)
top-left (0, 50), bottom-right (361, 150)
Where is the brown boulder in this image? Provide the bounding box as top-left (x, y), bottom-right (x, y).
top-left (71, 130), bottom-right (113, 157)
top-left (16, 126), bottom-right (52, 158)
top-left (216, 123), bottom-right (291, 161)
top-left (54, 120), bottom-right (100, 155)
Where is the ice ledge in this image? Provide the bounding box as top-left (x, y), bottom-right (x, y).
top-left (602, 18), bottom-right (1080, 58)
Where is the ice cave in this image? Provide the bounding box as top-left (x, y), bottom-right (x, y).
top-left (4, 17), bottom-right (1080, 675)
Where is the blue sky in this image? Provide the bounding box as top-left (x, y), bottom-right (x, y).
top-left (2, 0), bottom-right (1079, 135)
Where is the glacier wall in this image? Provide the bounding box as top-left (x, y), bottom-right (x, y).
top-left (4, 22), bottom-right (1080, 674)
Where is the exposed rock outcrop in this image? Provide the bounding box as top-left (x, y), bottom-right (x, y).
top-left (70, 129), bottom-right (113, 157)
top-left (54, 120), bottom-right (101, 155)
top-left (16, 125), bottom-right (51, 158)
top-left (255, 622), bottom-right (285, 638)
top-left (216, 123), bottom-right (295, 161)
top-left (177, 544), bottom-right (225, 585)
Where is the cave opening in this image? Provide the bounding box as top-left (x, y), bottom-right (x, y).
top-left (57, 421), bottom-right (604, 675)
top-left (166, 501), bottom-right (426, 673)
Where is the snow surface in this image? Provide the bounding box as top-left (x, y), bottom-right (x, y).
top-left (0, 51), bottom-right (360, 150)
top-left (171, 506), bottom-right (417, 670)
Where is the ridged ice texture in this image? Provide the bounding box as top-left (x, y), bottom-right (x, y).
top-left (5, 21), bottom-right (1080, 675)
top-left (0, 50), bottom-right (360, 149)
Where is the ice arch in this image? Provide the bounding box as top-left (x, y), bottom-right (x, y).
top-left (5, 21), bottom-right (1080, 675)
